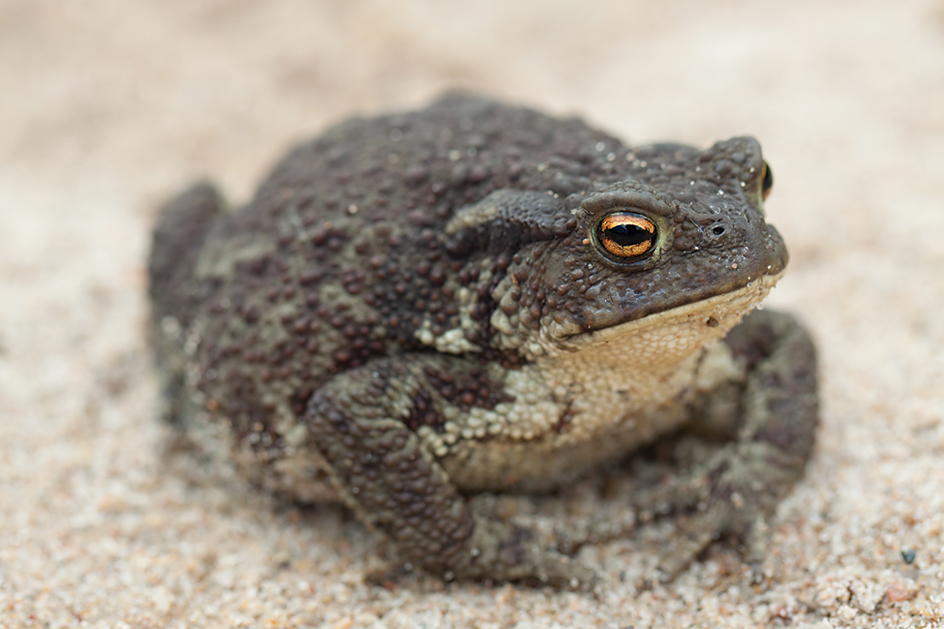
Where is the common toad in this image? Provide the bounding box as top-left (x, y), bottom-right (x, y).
top-left (149, 95), bottom-right (818, 588)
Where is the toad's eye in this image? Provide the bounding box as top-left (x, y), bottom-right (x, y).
top-left (761, 160), bottom-right (773, 200)
top-left (595, 212), bottom-right (657, 260)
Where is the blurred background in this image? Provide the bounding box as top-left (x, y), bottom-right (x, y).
top-left (1, 1), bottom-right (942, 627)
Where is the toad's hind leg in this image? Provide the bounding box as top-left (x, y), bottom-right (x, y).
top-left (638, 309), bottom-right (819, 581)
top-left (148, 182), bottom-right (224, 325)
top-left (148, 182), bottom-right (224, 426)
top-left (304, 355), bottom-right (597, 589)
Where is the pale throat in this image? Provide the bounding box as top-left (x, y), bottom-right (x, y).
top-left (540, 276), bottom-right (779, 415)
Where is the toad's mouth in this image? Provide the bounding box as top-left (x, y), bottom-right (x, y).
top-left (549, 270), bottom-right (785, 353)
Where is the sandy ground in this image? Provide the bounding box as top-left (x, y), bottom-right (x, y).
top-left (1, 1), bottom-right (943, 627)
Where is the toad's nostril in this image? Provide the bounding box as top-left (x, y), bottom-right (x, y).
top-left (712, 225), bottom-right (726, 236)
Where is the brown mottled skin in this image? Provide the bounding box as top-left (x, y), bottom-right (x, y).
top-left (149, 95), bottom-right (818, 589)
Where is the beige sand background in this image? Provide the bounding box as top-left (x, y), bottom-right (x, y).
top-left (2, 1), bottom-right (943, 627)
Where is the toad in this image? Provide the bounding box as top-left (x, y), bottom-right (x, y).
top-left (149, 94), bottom-right (818, 588)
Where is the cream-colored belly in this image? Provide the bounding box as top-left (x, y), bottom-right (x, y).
top-left (440, 399), bottom-right (693, 492)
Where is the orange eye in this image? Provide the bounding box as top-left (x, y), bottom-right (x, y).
top-left (761, 161), bottom-right (773, 201)
top-left (595, 212), bottom-right (657, 260)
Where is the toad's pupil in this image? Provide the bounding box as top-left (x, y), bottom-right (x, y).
top-left (608, 223), bottom-right (650, 246)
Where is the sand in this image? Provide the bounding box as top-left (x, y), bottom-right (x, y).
top-left (1, 1), bottom-right (943, 627)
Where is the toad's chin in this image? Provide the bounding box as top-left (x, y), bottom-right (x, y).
top-left (545, 270), bottom-right (784, 360)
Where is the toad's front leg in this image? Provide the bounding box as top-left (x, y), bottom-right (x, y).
top-left (638, 309), bottom-right (819, 581)
top-left (304, 355), bottom-right (596, 588)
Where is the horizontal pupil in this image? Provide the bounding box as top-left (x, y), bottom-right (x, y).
top-left (607, 224), bottom-right (651, 247)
